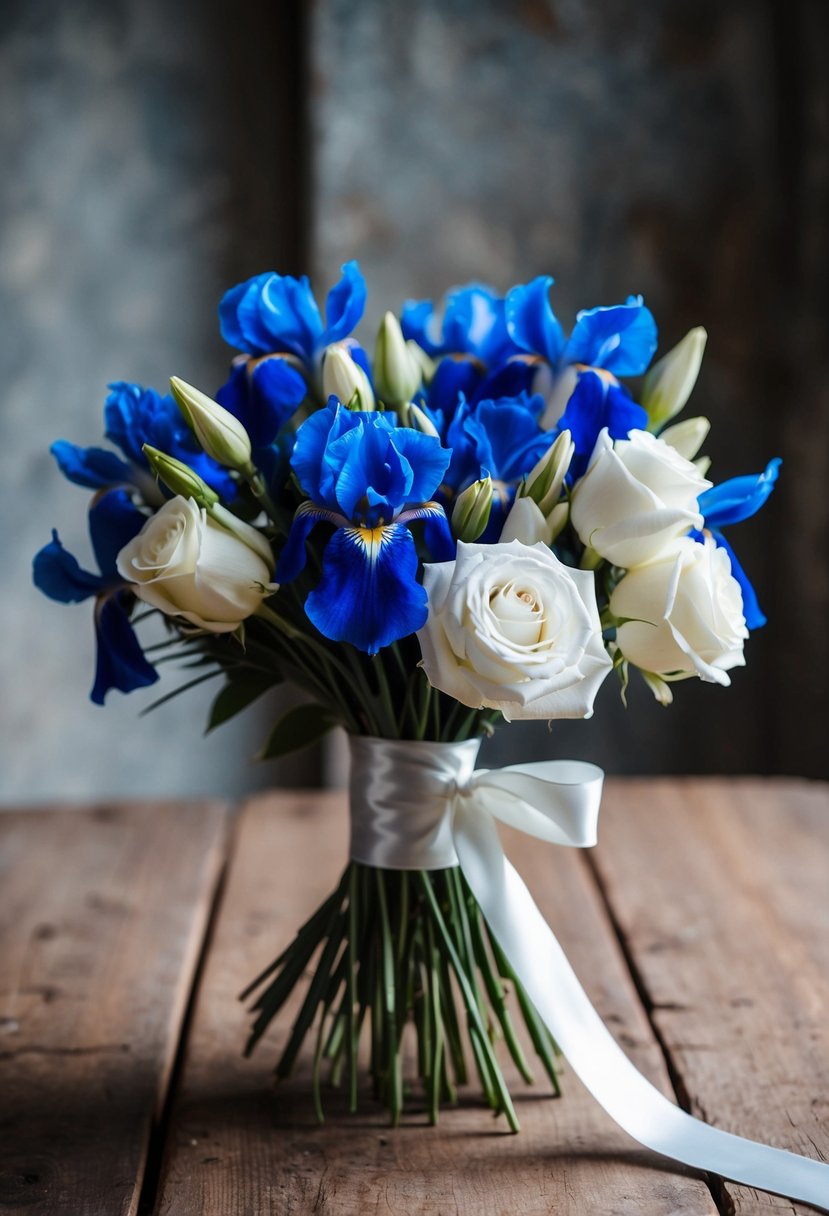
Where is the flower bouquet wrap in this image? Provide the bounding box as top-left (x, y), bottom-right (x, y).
top-left (35, 266), bottom-right (829, 1208)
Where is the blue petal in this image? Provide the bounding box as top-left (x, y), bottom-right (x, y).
top-left (320, 261), bottom-right (367, 347)
top-left (33, 531), bottom-right (103, 602)
top-left (251, 357), bottom-right (306, 435)
top-left (693, 529), bottom-right (767, 631)
top-left (556, 371), bottom-right (648, 480)
top-left (388, 428), bottom-right (452, 503)
top-left (276, 504), bottom-right (335, 583)
top-left (564, 295), bottom-right (658, 375)
top-left (219, 272), bottom-right (323, 359)
top-left (51, 440), bottom-right (134, 490)
top-left (428, 356), bottom-right (484, 421)
top-left (88, 489), bottom-right (148, 580)
top-left (306, 524), bottom-right (428, 654)
top-left (401, 299), bottom-right (441, 354)
top-left (291, 402), bottom-right (363, 507)
top-left (90, 593), bottom-right (159, 705)
top-left (442, 284), bottom-right (517, 364)
top-left (334, 423), bottom-right (413, 522)
top-left (505, 276), bottom-right (566, 365)
top-left (699, 458), bottom-right (781, 529)
top-left (471, 357), bottom-right (540, 405)
top-left (473, 397), bottom-right (552, 483)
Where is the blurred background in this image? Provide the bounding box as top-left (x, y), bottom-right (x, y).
top-left (1, 0), bottom-right (827, 802)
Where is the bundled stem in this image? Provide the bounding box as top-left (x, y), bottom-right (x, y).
top-left (242, 864), bottom-right (561, 1128)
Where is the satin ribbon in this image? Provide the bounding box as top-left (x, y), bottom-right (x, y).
top-left (348, 736), bottom-right (829, 1211)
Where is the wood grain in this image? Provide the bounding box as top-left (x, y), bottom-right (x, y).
top-left (591, 778), bottom-right (829, 1214)
top-left (154, 789), bottom-right (716, 1215)
top-left (0, 800), bottom-right (228, 1216)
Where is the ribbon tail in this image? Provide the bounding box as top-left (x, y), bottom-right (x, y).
top-left (453, 801), bottom-right (829, 1211)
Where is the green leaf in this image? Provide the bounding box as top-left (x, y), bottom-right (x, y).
top-left (206, 670), bottom-right (283, 733)
top-left (259, 702), bottom-right (337, 761)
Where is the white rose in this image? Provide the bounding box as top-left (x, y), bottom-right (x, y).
top-left (570, 428), bottom-right (711, 567)
top-left (418, 540), bottom-right (612, 720)
top-left (116, 496), bottom-right (274, 632)
top-left (611, 535), bottom-right (747, 685)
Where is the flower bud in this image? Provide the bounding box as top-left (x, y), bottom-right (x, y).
top-left (142, 444), bottom-right (220, 508)
top-left (170, 376), bottom-right (253, 472)
top-left (451, 476), bottom-right (493, 542)
top-left (641, 327), bottom-right (707, 429)
top-left (404, 402), bottom-right (440, 438)
top-left (407, 339), bottom-right (436, 385)
top-left (659, 415), bottom-right (710, 461)
top-left (519, 429), bottom-right (574, 515)
top-left (374, 312), bottom-right (422, 405)
top-left (322, 344), bottom-right (375, 411)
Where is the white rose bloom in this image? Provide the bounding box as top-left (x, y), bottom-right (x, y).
top-left (570, 428), bottom-right (711, 568)
top-left (418, 540), bottom-right (612, 720)
top-left (116, 496), bottom-right (274, 633)
top-left (611, 535), bottom-right (748, 685)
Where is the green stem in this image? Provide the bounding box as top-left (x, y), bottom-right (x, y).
top-left (418, 871), bottom-right (520, 1132)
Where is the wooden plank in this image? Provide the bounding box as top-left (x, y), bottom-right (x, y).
top-left (590, 778), bottom-right (829, 1214)
top-left (155, 790), bottom-right (716, 1214)
top-left (0, 800), bottom-right (228, 1216)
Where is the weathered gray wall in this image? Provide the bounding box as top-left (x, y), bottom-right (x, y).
top-left (0, 0), bottom-right (308, 801)
top-left (312, 0), bottom-right (829, 777)
top-left (3, 0), bottom-right (826, 798)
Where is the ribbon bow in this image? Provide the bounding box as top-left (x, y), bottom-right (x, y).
top-left (348, 737), bottom-right (829, 1210)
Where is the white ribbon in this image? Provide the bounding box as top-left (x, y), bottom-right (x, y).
top-left (348, 736), bottom-right (829, 1211)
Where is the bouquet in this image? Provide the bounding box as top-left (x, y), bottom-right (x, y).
top-left (34, 265), bottom-right (786, 1146)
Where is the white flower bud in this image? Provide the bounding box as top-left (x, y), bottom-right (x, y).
top-left (452, 477), bottom-right (493, 542)
top-left (142, 444), bottom-right (219, 509)
top-left (405, 402), bottom-right (440, 438)
top-left (374, 312), bottom-right (422, 405)
top-left (659, 416), bottom-right (710, 461)
top-left (520, 430), bottom-right (574, 515)
top-left (170, 377), bottom-right (253, 472)
top-left (641, 327), bottom-right (707, 429)
top-left (322, 344), bottom-right (375, 411)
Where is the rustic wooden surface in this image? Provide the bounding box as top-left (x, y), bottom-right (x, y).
top-left (1, 779), bottom-right (826, 1214)
top-left (0, 800), bottom-right (228, 1216)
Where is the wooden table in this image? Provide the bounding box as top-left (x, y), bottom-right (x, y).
top-left (1, 779), bottom-right (827, 1215)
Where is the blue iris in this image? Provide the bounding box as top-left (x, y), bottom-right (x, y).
top-left (695, 459), bottom-right (781, 629)
top-left (51, 382), bottom-right (236, 501)
top-left (402, 284), bottom-right (519, 366)
top-left (554, 369), bottom-right (649, 480)
top-left (219, 261), bottom-right (367, 360)
top-left (424, 353), bottom-right (544, 439)
top-left (506, 276), bottom-right (658, 376)
top-left (33, 489), bottom-right (158, 704)
top-left (217, 262), bottom-right (367, 449)
top-left (445, 391), bottom-right (551, 487)
top-left (277, 400), bottom-right (453, 654)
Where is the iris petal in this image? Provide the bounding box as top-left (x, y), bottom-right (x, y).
top-left (306, 524), bottom-right (427, 654)
top-left (33, 531), bottom-right (103, 603)
top-left (88, 489), bottom-right (148, 580)
top-left (556, 371), bottom-right (648, 480)
top-left (699, 458), bottom-right (781, 529)
top-left (276, 503), bottom-right (345, 583)
top-left (90, 593), bottom-right (159, 705)
top-left (219, 272), bottom-right (323, 358)
top-left (51, 440), bottom-right (134, 490)
top-left (564, 295), bottom-right (658, 375)
top-left (505, 276), bottom-right (566, 365)
top-left (428, 356), bottom-right (484, 421)
top-left (320, 261), bottom-right (367, 347)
